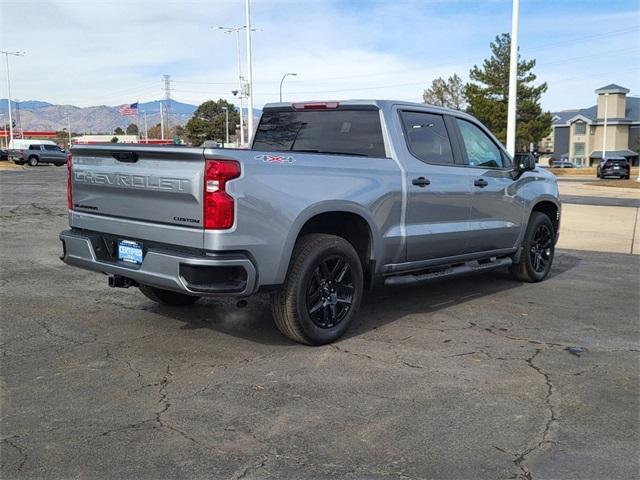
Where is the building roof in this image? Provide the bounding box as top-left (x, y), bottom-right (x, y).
top-left (595, 84), bottom-right (630, 95)
top-left (552, 96), bottom-right (640, 125)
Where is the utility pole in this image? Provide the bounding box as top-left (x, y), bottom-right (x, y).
top-left (245, 0), bottom-right (255, 144)
top-left (160, 101), bottom-right (165, 140)
top-left (163, 74), bottom-right (172, 137)
top-left (67, 114), bottom-right (71, 147)
top-left (1, 50), bottom-right (24, 147)
top-left (505, 0), bottom-right (519, 156)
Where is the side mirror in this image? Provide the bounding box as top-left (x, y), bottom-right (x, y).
top-left (517, 154), bottom-right (536, 172)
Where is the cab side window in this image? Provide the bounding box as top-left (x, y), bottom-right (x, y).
top-left (456, 119), bottom-right (508, 169)
top-left (400, 111), bottom-right (454, 164)
top-left (29, 144), bottom-right (41, 150)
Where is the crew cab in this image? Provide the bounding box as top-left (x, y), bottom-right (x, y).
top-left (9, 141), bottom-right (68, 166)
top-left (59, 100), bottom-right (561, 345)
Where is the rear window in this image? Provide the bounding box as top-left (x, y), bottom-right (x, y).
top-left (253, 109), bottom-right (386, 158)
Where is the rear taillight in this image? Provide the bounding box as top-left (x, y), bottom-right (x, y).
top-left (203, 159), bottom-right (241, 229)
top-left (66, 153), bottom-right (73, 210)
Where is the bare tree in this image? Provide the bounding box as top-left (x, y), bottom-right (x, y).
top-left (423, 74), bottom-right (466, 110)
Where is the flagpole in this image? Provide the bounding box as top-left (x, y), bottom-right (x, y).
top-left (144, 111), bottom-right (148, 143)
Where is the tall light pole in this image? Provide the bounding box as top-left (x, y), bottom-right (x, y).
top-left (216, 26), bottom-right (256, 147)
top-left (244, 0), bottom-right (255, 145)
top-left (222, 106), bottom-right (229, 147)
top-left (505, 0), bottom-right (519, 156)
top-left (279, 73), bottom-right (297, 102)
top-left (1, 50), bottom-right (25, 147)
top-left (67, 114), bottom-right (71, 147)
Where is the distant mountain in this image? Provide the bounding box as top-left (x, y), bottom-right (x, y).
top-left (137, 99), bottom-right (197, 115)
top-left (0, 99), bottom-right (53, 110)
top-left (0, 99), bottom-right (262, 133)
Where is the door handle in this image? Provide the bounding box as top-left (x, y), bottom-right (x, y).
top-left (412, 177), bottom-right (431, 187)
top-left (474, 178), bottom-right (488, 188)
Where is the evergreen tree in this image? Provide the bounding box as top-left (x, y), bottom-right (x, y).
top-left (465, 33), bottom-right (551, 150)
top-left (185, 99), bottom-right (239, 145)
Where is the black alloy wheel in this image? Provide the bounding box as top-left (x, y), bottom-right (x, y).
top-left (529, 224), bottom-right (553, 273)
top-left (306, 254), bottom-right (355, 329)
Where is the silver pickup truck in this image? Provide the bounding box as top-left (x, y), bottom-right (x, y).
top-left (60, 100), bottom-right (560, 345)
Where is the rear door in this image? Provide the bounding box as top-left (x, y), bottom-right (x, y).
top-left (453, 118), bottom-right (524, 253)
top-left (397, 109), bottom-right (475, 261)
top-left (71, 145), bottom-right (205, 228)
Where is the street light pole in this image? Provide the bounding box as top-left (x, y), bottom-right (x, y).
top-left (279, 73), bottom-right (297, 102)
top-left (244, 0), bottom-right (255, 145)
top-left (216, 26), bottom-right (255, 147)
top-left (505, 0), bottom-right (519, 156)
top-left (222, 106), bottom-right (229, 147)
top-left (67, 114), bottom-right (71, 147)
top-left (1, 50), bottom-right (24, 147)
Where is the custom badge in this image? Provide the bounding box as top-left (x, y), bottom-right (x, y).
top-left (255, 154), bottom-right (296, 164)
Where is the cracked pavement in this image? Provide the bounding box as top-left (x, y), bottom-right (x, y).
top-left (1, 168), bottom-right (639, 479)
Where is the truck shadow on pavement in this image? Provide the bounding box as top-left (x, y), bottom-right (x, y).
top-left (143, 251), bottom-right (582, 346)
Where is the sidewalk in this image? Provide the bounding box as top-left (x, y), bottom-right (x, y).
top-left (559, 204), bottom-right (639, 255)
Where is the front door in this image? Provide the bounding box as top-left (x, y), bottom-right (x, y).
top-left (398, 110), bottom-right (474, 262)
top-left (454, 118), bottom-right (524, 253)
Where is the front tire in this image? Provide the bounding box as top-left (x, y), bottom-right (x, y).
top-left (138, 284), bottom-right (200, 306)
top-left (510, 212), bottom-right (555, 283)
top-left (28, 156), bottom-right (38, 166)
top-left (271, 234), bottom-right (363, 345)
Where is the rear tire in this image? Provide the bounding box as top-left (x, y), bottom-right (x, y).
top-left (510, 212), bottom-right (555, 283)
top-left (271, 234), bottom-right (363, 345)
top-left (28, 156), bottom-right (38, 166)
top-left (138, 284), bottom-right (200, 306)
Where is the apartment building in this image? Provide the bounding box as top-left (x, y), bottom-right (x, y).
top-left (545, 84), bottom-right (639, 166)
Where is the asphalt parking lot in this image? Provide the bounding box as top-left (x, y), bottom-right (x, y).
top-left (1, 167), bottom-right (639, 479)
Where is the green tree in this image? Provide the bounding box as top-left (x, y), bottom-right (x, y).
top-left (423, 74), bottom-right (466, 110)
top-left (464, 33), bottom-right (552, 150)
top-left (126, 123), bottom-right (139, 135)
top-left (110, 136), bottom-right (119, 143)
top-left (114, 127), bottom-right (125, 135)
top-left (185, 99), bottom-right (240, 145)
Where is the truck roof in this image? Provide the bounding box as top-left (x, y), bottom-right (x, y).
top-left (262, 99), bottom-right (473, 118)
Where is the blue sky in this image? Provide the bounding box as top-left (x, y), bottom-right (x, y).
top-left (0, 0), bottom-right (638, 111)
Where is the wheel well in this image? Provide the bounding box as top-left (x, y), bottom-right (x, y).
top-left (532, 201), bottom-right (559, 233)
top-left (298, 212), bottom-right (373, 287)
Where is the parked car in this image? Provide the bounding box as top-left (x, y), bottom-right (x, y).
top-left (0, 149), bottom-right (7, 161)
top-left (59, 100), bottom-right (561, 345)
top-left (549, 158), bottom-right (576, 168)
top-left (597, 157), bottom-right (631, 179)
top-left (9, 142), bottom-right (68, 166)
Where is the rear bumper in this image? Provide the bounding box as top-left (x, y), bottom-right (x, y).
top-left (59, 229), bottom-right (258, 296)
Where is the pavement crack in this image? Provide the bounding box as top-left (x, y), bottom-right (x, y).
top-left (1, 436), bottom-right (28, 472)
top-left (497, 349), bottom-right (559, 480)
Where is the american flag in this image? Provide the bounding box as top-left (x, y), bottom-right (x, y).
top-left (118, 102), bottom-right (138, 116)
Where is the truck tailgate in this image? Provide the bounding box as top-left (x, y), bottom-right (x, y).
top-left (71, 145), bottom-right (204, 225)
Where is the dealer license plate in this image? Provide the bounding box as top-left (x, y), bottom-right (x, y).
top-left (118, 239), bottom-right (143, 264)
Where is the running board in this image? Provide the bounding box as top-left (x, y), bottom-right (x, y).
top-left (384, 257), bottom-right (513, 287)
